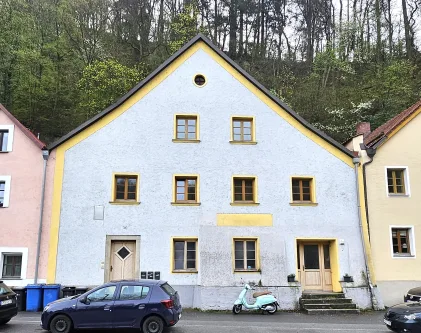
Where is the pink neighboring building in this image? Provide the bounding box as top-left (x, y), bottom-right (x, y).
top-left (0, 104), bottom-right (53, 286)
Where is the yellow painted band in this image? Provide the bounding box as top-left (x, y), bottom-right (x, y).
top-left (217, 214), bottom-right (273, 227)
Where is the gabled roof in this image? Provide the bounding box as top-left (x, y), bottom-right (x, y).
top-left (364, 99), bottom-right (421, 147)
top-left (0, 104), bottom-right (46, 149)
top-left (48, 34), bottom-right (353, 158)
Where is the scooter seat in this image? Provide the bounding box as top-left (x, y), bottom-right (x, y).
top-left (253, 291), bottom-right (271, 298)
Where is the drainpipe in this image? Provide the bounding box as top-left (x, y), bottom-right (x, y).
top-left (34, 149), bottom-right (49, 284)
top-left (353, 157), bottom-right (378, 310)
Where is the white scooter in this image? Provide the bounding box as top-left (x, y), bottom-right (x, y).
top-left (232, 284), bottom-right (279, 314)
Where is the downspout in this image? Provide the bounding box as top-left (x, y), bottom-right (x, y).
top-left (353, 157), bottom-right (378, 310)
top-left (34, 149), bottom-right (49, 284)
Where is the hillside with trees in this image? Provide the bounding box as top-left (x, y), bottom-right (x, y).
top-left (0, 0), bottom-right (420, 143)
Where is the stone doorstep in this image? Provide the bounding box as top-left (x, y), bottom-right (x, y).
top-left (301, 292), bottom-right (346, 299)
top-left (305, 308), bottom-right (360, 315)
top-left (304, 303), bottom-right (357, 309)
top-left (300, 298), bottom-right (353, 304)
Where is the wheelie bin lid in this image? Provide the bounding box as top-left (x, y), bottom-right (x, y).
top-left (42, 284), bottom-right (61, 289)
top-left (26, 284), bottom-right (45, 289)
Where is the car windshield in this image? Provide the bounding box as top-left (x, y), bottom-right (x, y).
top-left (0, 283), bottom-right (13, 295)
top-left (161, 283), bottom-right (176, 296)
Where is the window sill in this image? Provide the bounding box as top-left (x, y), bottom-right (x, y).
top-left (229, 141), bottom-right (257, 145)
top-left (171, 202), bottom-right (201, 206)
top-left (109, 201), bottom-right (141, 205)
top-left (0, 277), bottom-right (22, 280)
top-left (234, 270), bottom-right (260, 273)
top-left (230, 202), bottom-right (260, 206)
top-left (172, 139), bottom-right (201, 143)
top-left (388, 194), bottom-right (410, 197)
top-left (393, 254), bottom-right (415, 258)
top-left (290, 202), bottom-right (318, 206)
top-left (172, 270), bottom-right (198, 274)
top-left (0, 151), bottom-right (10, 153)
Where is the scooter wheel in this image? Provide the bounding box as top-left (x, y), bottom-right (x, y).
top-left (232, 305), bottom-right (242, 314)
top-left (266, 303), bottom-right (277, 314)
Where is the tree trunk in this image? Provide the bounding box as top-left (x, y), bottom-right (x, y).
top-left (375, 0), bottom-right (382, 62)
top-left (228, 0), bottom-right (237, 58)
top-left (158, 0), bottom-right (165, 45)
top-left (306, 0), bottom-right (314, 65)
top-left (402, 0), bottom-right (412, 59)
top-left (386, 0), bottom-right (393, 54)
top-left (260, 0), bottom-right (265, 55)
top-left (213, 0), bottom-right (218, 43)
top-left (239, 7), bottom-right (244, 57)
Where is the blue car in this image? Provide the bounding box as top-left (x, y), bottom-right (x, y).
top-left (41, 280), bottom-right (181, 333)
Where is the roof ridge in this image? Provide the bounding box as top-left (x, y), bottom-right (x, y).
top-left (0, 104), bottom-right (46, 149)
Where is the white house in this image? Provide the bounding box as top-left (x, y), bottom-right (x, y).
top-left (46, 34), bottom-right (379, 310)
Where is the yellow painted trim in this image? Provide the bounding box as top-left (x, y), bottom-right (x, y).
top-left (171, 202), bottom-right (201, 206)
top-left (170, 237), bottom-right (198, 273)
top-left (232, 237), bottom-right (261, 272)
top-left (217, 214), bottom-right (272, 227)
top-left (230, 116), bottom-right (256, 143)
top-left (231, 175), bottom-right (258, 204)
top-left (200, 43), bottom-right (353, 168)
top-left (109, 201), bottom-right (141, 205)
top-left (289, 202), bottom-right (318, 206)
top-left (379, 106), bottom-right (421, 148)
top-left (295, 238), bottom-right (341, 292)
top-left (290, 176), bottom-right (317, 204)
top-left (110, 172), bottom-right (140, 203)
top-left (229, 141), bottom-right (257, 145)
top-left (172, 174), bottom-right (200, 204)
top-left (357, 163), bottom-right (377, 284)
top-left (47, 43), bottom-right (205, 283)
top-left (173, 114), bottom-right (200, 141)
top-left (192, 73), bottom-right (207, 88)
top-left (172, 139), bottom-right (201, 143)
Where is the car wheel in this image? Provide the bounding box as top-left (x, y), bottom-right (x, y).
top-left (50, 314), bottom-right (72, 333)
top-left (142, 316), bottom-right (164, 333)
top-left (0, 318), bottom-right (11, 325)
top-left (232, 304), bottom-right (242, 314)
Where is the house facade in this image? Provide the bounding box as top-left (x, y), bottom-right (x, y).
top-left (0, 104), bottom-right (52, 286)
top-left (347, 101), bottom-right (421, 306)
top-left (46, 35), bottom-right (377, 310)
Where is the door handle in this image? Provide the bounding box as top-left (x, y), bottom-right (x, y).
top-left (110, 265), bottom-right (113, 272)
top-left (138, 304), bottom-right (145, 310)
top-left (104, 305), bottom-right (111, 311)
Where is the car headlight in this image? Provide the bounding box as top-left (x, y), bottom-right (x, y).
top-left (404, 313), bottom-right (420, 320)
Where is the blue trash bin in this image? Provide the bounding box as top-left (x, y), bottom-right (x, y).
top-left (42, 284), bottom-right (61, 308)
top-left (26, 284), bottom-right (43, 312)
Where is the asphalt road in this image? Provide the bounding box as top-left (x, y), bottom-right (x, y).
top-left (0, 311), bottom-right (390, 333)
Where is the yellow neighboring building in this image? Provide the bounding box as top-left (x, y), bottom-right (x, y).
top-left (347, 100), bottom-right (421, 306)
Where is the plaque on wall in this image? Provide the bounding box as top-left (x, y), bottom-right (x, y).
top-left (147, 271), bottom-right (154, 279)
top-left (141, 271), bottom-right (146, 279)
top-left (154, 271), bottom-right (160, 280)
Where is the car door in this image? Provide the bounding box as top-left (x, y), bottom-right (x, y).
top-left (112, 284), bottom-right (151, 328)
top-left (73, 285), bottom-right (117, 329)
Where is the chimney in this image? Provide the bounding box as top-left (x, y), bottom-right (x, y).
top-left (356, 122), bottom-right (371, 137)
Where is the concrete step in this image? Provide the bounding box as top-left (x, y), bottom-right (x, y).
top-left (300, 298), bottom-right (353, 305)
top-left (305, 308), bottom-right (360, 315)
top-left (304, 303), bottom-right (357, 310)
top-left (301, 293), bottom-right (345, 299)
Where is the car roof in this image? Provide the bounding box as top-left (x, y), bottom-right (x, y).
top-left (109, 279), bottom-right (166, 286)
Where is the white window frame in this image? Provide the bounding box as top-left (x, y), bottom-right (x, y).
top-left (0, 125), bottom-right (14, 152)
top-left (0, 247), bottom-right (28, 280)
top-left (0, 175), bottom-right (11, 208)
top-left (384, 166), bottom-right (411, 197)
top-left (389, 225), bottom-right (416, 259)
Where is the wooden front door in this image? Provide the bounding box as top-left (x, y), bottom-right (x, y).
top-left (298, 243), bottom-right (332, 291)
top-left (110, 240), bottom-right (136, 281)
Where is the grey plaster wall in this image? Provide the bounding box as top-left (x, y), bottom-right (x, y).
top-left (377, 280), bottom-right (420, 307)
top-left (55, 47), bottom-right (370, 308)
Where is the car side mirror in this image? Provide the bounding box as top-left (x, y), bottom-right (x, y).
top-left (80, 297), bottom-right (90, 305)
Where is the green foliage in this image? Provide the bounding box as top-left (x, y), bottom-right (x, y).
top-left (77, 60), bottom-right (146, 120)
top-left (169, 4), bottom-right (206, 54)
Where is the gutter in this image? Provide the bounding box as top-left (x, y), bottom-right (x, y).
top-left (34, 149), bottom-right (49, 284)
top-left (353, 157), bottom-right (379, 310)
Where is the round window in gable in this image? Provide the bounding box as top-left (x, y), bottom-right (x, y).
top-left (194, 74), bottom-right (206, 87)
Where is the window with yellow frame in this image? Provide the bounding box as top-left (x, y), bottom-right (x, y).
top-left (110, 173), bottom-right (140, 204)
top-left (291, 177), bottom-right (317, 205)
top-left (172, 238), bottom-right (198, 272)
top-left (233, 238), bottom-right (259, 271)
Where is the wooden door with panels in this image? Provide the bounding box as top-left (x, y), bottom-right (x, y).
top-left (298, 242), bottom-right (332, 291)
top-left (110, 241), bottom-right (136, 281)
